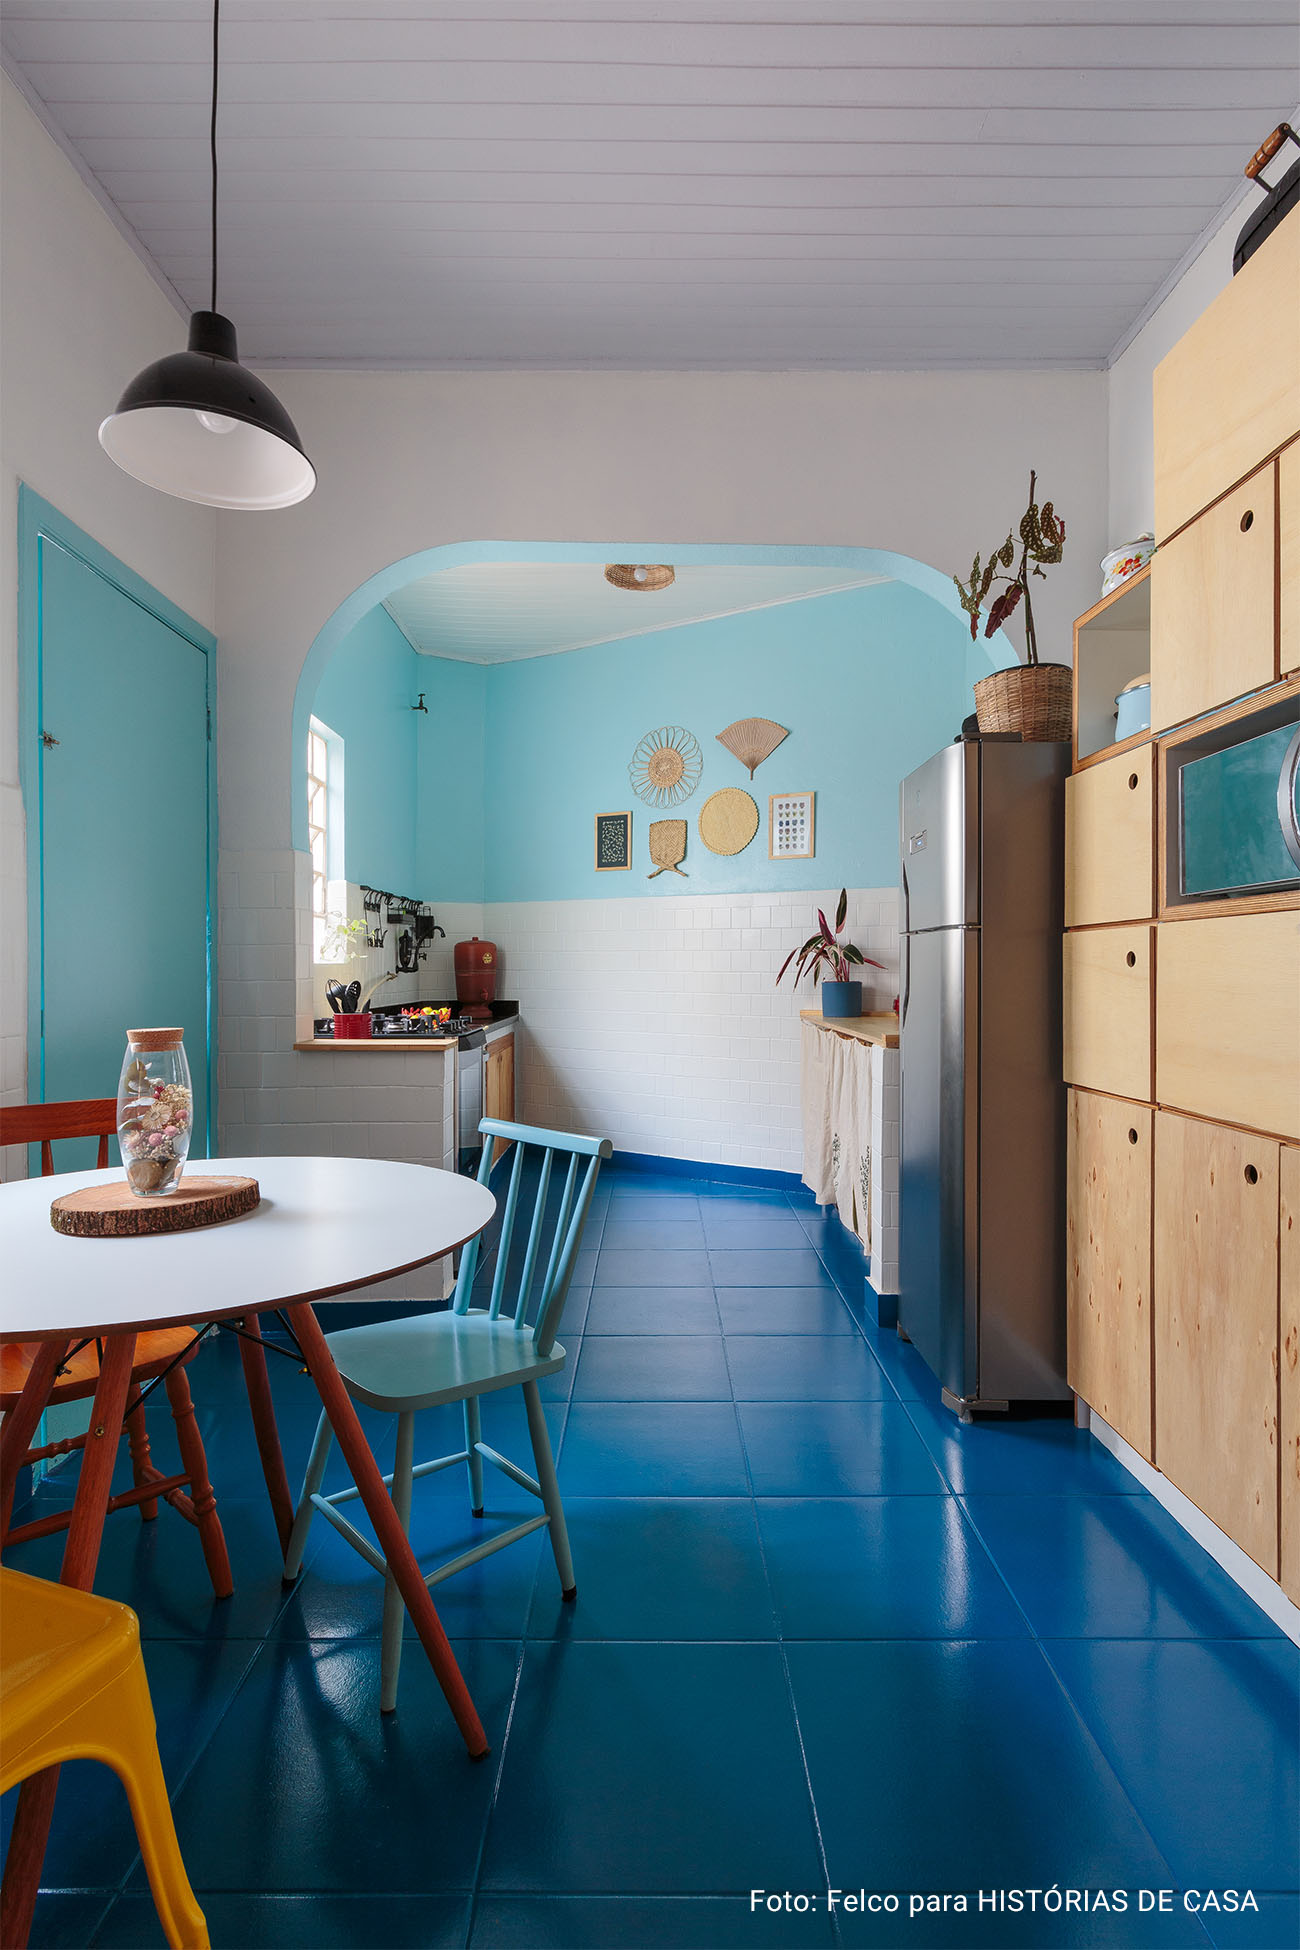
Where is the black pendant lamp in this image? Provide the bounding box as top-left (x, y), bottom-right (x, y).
top-left (98, 0), bottom-right (315, 509)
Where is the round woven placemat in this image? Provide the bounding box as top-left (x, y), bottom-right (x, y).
top-left (51, 1175), bottom-right (261, 1239)
top-left (698, 786), bottom-right (759, 856)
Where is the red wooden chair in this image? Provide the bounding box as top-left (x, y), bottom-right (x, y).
top-left (0, 1100), bottom-right (231, 1598)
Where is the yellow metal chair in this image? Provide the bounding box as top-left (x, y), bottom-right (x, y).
top-left (0, 1569), bottom-right (208, 1950)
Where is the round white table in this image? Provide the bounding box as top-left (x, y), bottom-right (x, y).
top-left (0, 1156), bottom-right (496, 1944)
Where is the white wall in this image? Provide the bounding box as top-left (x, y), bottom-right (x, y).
top-left (0, 74), bottom-right (216, 1149)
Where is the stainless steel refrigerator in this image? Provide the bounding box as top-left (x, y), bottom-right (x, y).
top-left (898, 738), bottom-right (1070, 1418)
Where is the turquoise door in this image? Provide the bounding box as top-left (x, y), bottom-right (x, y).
top-left (27, 513), bottom-right (214, 1167)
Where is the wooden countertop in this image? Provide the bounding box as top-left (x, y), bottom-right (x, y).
top-left (800, 1009), bottom-right (899, 1048)
top-left (293, 1036), bottom-right (458, 1052)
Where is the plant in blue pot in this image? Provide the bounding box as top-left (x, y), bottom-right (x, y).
top-left (775, 889), bottom-right (883, 1019)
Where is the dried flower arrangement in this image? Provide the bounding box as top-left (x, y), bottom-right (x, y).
top-left (954, 470), bottom-right (1066, 666)
top-left (775, 889), bottom-right (883, 989)
top-left (119, 1060), bottom-right (192, 1194)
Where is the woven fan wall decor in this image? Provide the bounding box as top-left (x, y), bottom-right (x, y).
top-left (698, 787), bottom-right (759, 856)
top-left (648, 820), bottom-right (687, 877)
top-left (716, 717), bottom-right (788, 778)
top-left (629, 725), bottom-right (703, 807)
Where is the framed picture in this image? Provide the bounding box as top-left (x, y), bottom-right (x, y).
top-left (769, 791), bottom-right (815, 859)
top-left (595, 810), bottom-right (632, 871)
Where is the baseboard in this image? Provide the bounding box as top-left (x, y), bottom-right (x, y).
top-left (1090, 1413), bottom-right (1300, 1646)
top-left (866, 1277), bottom-right (899, 1329)
top-left (610, 1150), bottom-right (804, 1192)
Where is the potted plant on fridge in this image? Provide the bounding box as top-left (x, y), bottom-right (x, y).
top-left (954, 470), bottom-right (1071, 741)
top-left (775, 890), bottom-right (883, 1020)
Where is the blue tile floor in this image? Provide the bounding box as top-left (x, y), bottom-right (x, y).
top-left (3, 1165), bottom-right (1297, 1949)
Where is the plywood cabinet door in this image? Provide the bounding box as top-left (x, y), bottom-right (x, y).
top-left (1063, 924), bottom-right (1153, 1102)
top-left (484, 1031), bottom-right (515, 1161)
top-left (1154, 1111), bottom-right (1280, 1577)
top-left (1149, 469), bottom-right (1277, 734)
top-left (1065, 746), bottom-right (1154, 927)
top-left (1281, 441), bottom-right (1300, 678)
top-left (1153, 209), bottom-right (1300, 539)
top-left (1281, 1145), bottom-right (1300, 1605)
top-left (1155, 910), bottom-right (1300, 1140)
top-left (1067, 1090), bottom-right (1154, 1458)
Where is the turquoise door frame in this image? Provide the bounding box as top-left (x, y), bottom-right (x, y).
top-left (17, 487), bottom-right (218, 1154)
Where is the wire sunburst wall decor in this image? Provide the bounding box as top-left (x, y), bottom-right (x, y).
top-left (628, 725), bottom-right (704, 808)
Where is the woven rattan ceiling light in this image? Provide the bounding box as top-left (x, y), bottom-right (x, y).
top-left (604, 564), bottom-right (676, 591)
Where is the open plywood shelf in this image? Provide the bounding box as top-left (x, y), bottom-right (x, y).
top-left (1073, 566), bottom-right (1152, 770)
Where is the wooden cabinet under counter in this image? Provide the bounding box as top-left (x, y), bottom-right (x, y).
top-left (484, 1030), bottom-right (515, 1162)
top-left (1067, 1090), bottom-right (1154, 1459)
top-left (1065, 746), bottom-right (1153, 927)
top-left (1154, 1110), bottom-right (1280, 1577)
top-left (1281, 439), bottom-right (1300, 678)
top-left (1282, 1145), bottom-right (1300, 1605)
top-left (1149, 466), bottom-right (1277, 735)
top-left (1155, 909), bottom-right (1300, 1140)
top-left (1063, 924), bottom-right (1153, 1103)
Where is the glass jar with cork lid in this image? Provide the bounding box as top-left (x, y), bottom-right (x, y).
top-left (117, 1027), bottom-right (193, 1196)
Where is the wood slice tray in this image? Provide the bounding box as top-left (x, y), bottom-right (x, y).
top-left (51, 1176), bottom-right (261, 1239)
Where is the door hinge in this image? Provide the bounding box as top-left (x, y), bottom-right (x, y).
top-left (40, 731), bottom-right (59, 749)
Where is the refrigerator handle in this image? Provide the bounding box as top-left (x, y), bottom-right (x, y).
top-left (900, 931), bottom-right (911, 1030)
top-left (901, 858), bottom-right (910, 938)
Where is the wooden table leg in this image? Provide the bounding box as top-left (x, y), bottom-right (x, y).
top-left (0, 1338), bottom-right (70, 1538)
top-left (286, 1302), bottom-right (489, 1758)
top-left (0, 1334), bottom-right (136, 1950)
top-left (235, 1313), bottom-right (295, 1556)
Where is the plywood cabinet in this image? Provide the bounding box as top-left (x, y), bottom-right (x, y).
top-left (484, 1030), bottom-right (515, 1162)
top-left (1063, 925), bottom-right (1153, 1102)
top-left (1281, 1145), bottom-right (1300, 1605)
top-left (1155, 910), bottom-right (1300, 1139)
top-left (1153, 209), bottom-right (1300, 540)
top-left (1149, 468), bottom-right (1277, 735)
top-left (1067, 1090), bottom-right (1154, 1458)
top-left (1065, 746), bottom-right (1154, 926)
top-left (1281, 440), bottom-right (1300, 678)
top-left (1154, 1111), bottom-right (1280, 1577)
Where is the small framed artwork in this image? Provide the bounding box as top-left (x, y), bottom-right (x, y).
top-left (595, 810), bottom-right (632, 871)
top-left (769, 791), bottom-right (815, 860)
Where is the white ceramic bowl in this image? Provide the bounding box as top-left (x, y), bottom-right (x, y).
top-left (1101, 535), bottom-right (1155, 595)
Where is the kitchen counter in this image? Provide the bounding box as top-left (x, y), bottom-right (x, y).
top-left (294, 1035), bottom-right (459, 1050)
top-left (800, 1009), bottom-right (899, 1048)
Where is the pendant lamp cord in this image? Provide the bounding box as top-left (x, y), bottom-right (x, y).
top-left (209, 0), bottom-right (220, 314)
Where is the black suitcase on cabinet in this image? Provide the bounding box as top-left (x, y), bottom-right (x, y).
top-left (1234, 124), bottom-right (1300, 273)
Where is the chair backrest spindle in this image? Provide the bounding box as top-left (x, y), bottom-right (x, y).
top-left (511, 1147), bottom-right (554, 1326)
top-left (486, 1139), bottom-right (527, 1320)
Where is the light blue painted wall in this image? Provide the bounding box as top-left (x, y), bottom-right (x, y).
top-left (480, 581), bottom-right (985, 901)
top-left (311, 604), bottom-right (421, 895)
top-left (415, 658), bottom-right (487, 903)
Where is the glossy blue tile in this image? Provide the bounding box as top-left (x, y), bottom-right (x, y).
top-left (149, 1637), bottom-right (520, 1893)
top-left (725, 1335), bottom-right (888, 1400)
top-left (708, 1248), bottom-right (834, 1288)
top-left (94, 1892), bottom-right (472, 1948)
top-left (605, 1194), bottom-right (701, 1222)
top-left (739, 1401), bottom-right (943, 1496)
top-left (559, 1403), bottom-right (749, 1496)
top-left (834, 1895), bottom-right (1213, 1947)
top-left (859, 1321), bottom-right (943, 1401)
top-left (787, 1639), bottom-right (1180, 1893)
top-left (756, 1498), bottom-right (1027, 1639)
top-left (1046, 1639), bottom-right (1300, 1890)
top-left (1, 1639), bottom-right (259, 1892)
top-left (692, 1186), bottom-right (794, 1209)
top-left (23, 1894), bottom-right (114, 1950)
top-left (480, 1642), bottom-right (821, 1892)
top-left (583, 1287), bottom-right (720, 1335)
top-left (572, 1335), bottom-right (732, 1400)
top-left (904, 1394), bottom-right (1143, 1496)
top-left (965, 1495), bottom-right (1284, 1640)
top-left (470, 1894), bottom-right (834, 1946)
top-left (595, 1248), bottom-right (714, 1287)
top-left (527, 1498), bottom-right (775, 1640)
top-left (699, 1214), bottom-right (812, 1247)
top-left (715, 1287), bottom-right (857, 1335)
top-left (600, 1219), bottom-right (707, 1250)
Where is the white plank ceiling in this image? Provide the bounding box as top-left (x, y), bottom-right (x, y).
top-left (3, 1), bottom-right (1297, 369)
top-left (383, 562), bottom-right (888, 661)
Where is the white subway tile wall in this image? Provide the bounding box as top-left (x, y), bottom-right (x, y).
top-left (0, 782), bottom-right (28, 1181)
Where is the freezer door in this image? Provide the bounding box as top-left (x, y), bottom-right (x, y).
top-left (898, 925), bottom-right (980, 1398)
top-left (900, 742), bottom-right (980, 934)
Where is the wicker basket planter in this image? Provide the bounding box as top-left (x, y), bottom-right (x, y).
top-left (973, 663), bottom-right (1072, 742)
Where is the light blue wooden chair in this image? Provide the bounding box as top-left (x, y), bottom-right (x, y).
top-left (283, 1117), bottom-right (613, 1710)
